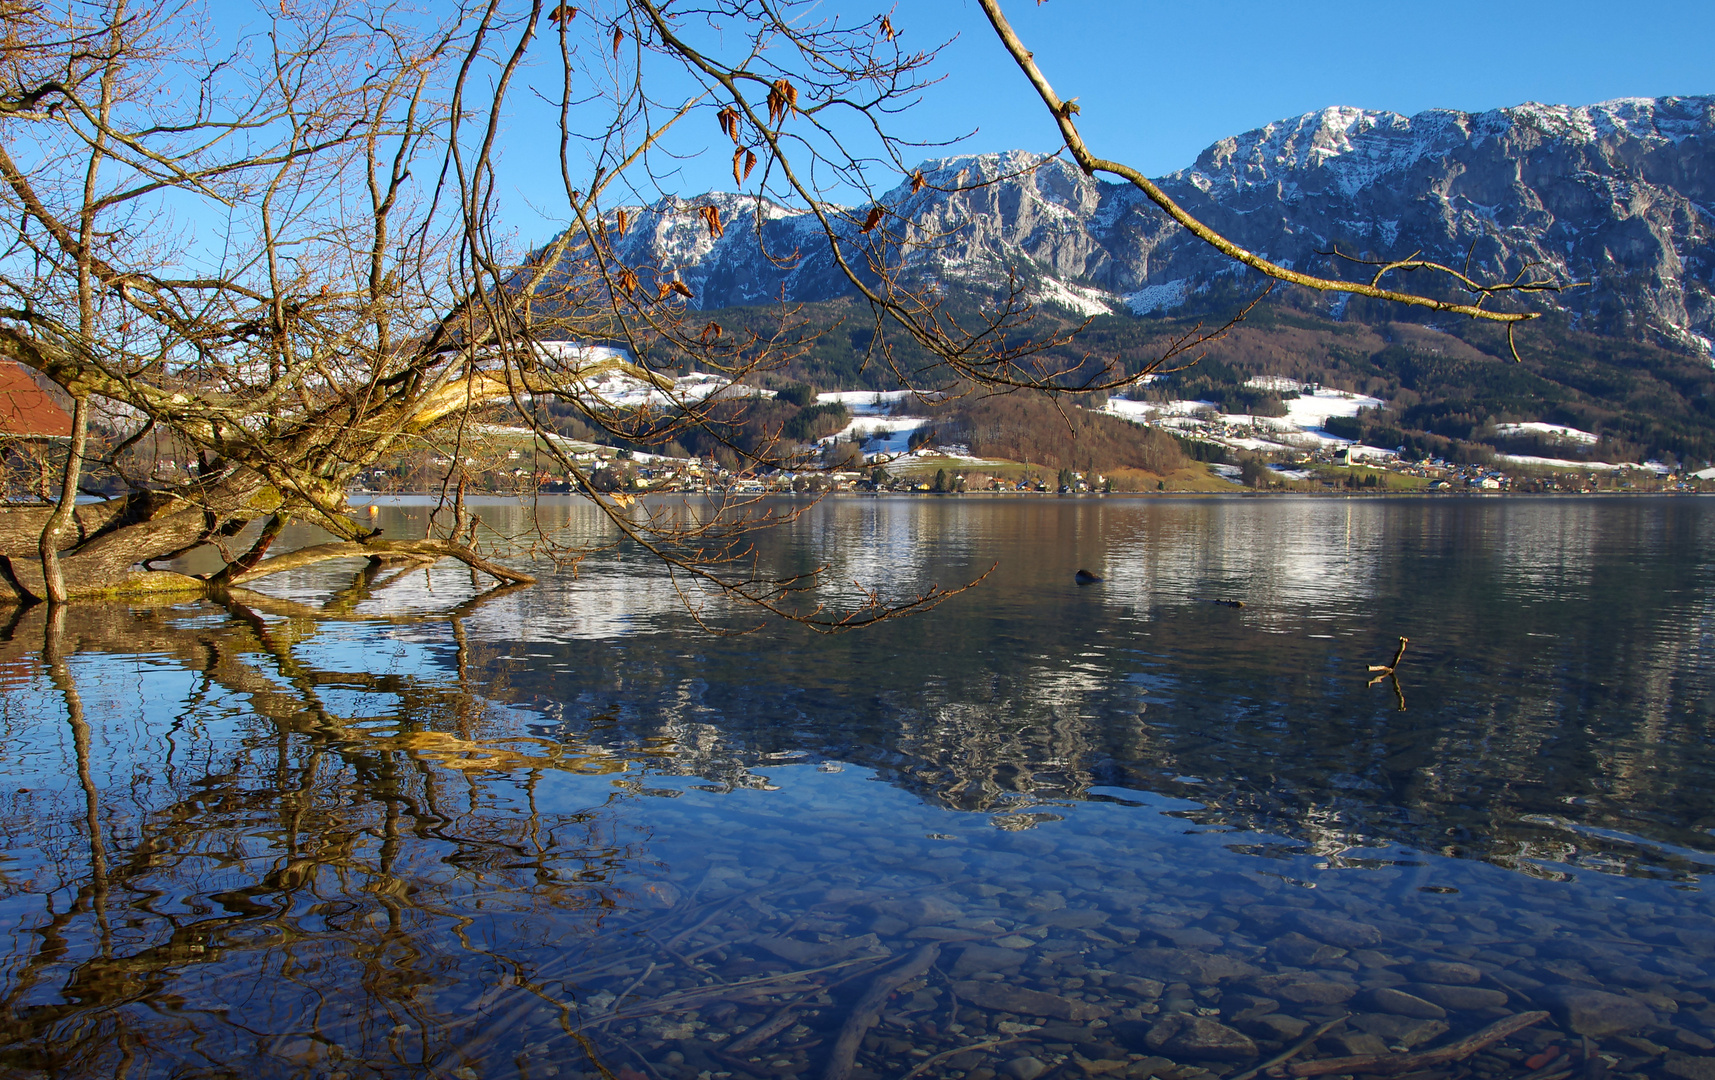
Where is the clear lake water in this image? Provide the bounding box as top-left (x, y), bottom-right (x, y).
top-left (0, 495), bottom-right (1711, 1080)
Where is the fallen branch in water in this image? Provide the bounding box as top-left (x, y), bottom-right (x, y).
top-left (1288, 1010), bottom-right (1549, 1077)
top-left (821, 943), bottom-right (941, 1080)
top-left (726, 954), bottom-right (910, 1056)
top-left (1229, 1014), bottom-right (1348, 1080)
top-left (725, 1004), bottom-right (805, 1054)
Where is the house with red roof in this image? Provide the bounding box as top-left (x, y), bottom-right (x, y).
top-left (0, 361), bottom-right (72, 440)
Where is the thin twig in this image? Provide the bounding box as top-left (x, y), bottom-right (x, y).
top-left (898, 1036), bottom-right (1022, 1080)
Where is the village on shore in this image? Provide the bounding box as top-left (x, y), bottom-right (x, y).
top-left (342, 373), bottom-right (1715, 500)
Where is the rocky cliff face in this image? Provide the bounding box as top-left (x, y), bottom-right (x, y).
top-left (594, 96), bottom-right (1715, 355)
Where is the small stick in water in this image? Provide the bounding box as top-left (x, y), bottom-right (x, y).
top-left (1288, 1009), bottom-right (1548, 1077)
top-left (1367, 635), bottom-right (1409, 684)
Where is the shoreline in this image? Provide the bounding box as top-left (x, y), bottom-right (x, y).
top-left (347, 487), bottom-right (1715, 501)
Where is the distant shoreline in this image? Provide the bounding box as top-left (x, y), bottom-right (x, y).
top-left (347, 487), bottom-right (1711, 501)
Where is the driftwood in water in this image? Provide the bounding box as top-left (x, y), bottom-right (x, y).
top-left (820, 943), bottom-right (940, 1080)
top-left (1288, 1010), bottom-right (1549, 1077)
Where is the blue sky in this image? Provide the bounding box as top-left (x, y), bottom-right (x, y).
top-left (497, 0), bottom-right (1713, 239)
top-left (900, 0), bottom-right (1713, 174)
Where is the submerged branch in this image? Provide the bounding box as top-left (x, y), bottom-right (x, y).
top-left (228, 538), bottom-right (536, 586)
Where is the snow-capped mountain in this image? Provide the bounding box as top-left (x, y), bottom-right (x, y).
top-left (589, 95), bottom-right (1715, 354)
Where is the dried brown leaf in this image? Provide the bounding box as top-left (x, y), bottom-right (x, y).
top-left (698, 204), bottom-right (723, 239)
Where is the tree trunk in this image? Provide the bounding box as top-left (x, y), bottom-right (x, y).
top-left (1, 469), bottom-right (274, 602)
top-left (0, 466), bottom-right (534, 603)
top-left (38, 395), bottom-right (89, 604)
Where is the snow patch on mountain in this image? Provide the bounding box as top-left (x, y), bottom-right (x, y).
top-left (1033, 277), bottom-right (1119, 316)
top-left (1126, 280), bottom-right (1190, 314)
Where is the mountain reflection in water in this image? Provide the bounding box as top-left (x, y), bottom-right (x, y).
top-left (0, 496), bottom-right (1711, 1080)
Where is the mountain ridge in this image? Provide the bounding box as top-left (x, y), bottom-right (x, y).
top-left (590, 94), bottom-right (1714, 356)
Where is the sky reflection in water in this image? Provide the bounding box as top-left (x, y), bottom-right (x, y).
top-left (0, 496), bottom-right (1711, 1080)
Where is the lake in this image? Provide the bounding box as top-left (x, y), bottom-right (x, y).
top-left (0, 495), bottom-right (1711, 1080)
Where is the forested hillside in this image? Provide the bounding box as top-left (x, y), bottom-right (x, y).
top-left (644, 290), bottom-right (1715, 467)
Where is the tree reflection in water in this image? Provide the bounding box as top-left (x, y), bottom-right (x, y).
top-left (5, 499), bottom-right (1715, 1080)
top-left (0, 581), bottom-right (658, 1078)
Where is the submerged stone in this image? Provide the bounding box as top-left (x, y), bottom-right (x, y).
top-left (1412, 983), bottom-right (1509, 1011)
top-left (1292, 912), bottom-right (1384, 949)
top-left (1144, 1014), bottom-right (1259, 1061)
top-left (1109, 975), bottom-right (1165, 1000)
top-left (1407, 960), bottom-right (1483, 985)
top-left (1269, 931), bottom-right (1347, 966)
top-left (1241, 1013), bottom-right (1310, 1041)
top-left (1352, 1013), bottom-right (1451, 1049)
top-left (1119, 948), bottom-right (1260, 985)
top-left (1541, 986), bottom-right (1658, 1037)
top-left (1324, 1031), bottom-right (1391, 1056)
top-left (870, 896), bottom-right (963, 926)
top-left (1036, 908), bottom-right (1110, 930)
top-left (1250, 973), bottom-right (1356, 1005)
top-left (1003, 1055), bottom-right (1049, 1080)
top-left (1161, 927), bottom-right (1223, 949)
top-left (953, 981), bottom-right (1113, 1021)
top-left (753, 933), bottom-right (879, 965)
top-left (1361, 986), bottom-right (1447, 1019)
top-left (950, 944), bottom-right (1029, 977)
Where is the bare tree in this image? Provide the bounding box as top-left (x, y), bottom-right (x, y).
top-left (0, 0), bottom-right (1570, 618)
top-left (0, 0), bottom-right (1032, 624)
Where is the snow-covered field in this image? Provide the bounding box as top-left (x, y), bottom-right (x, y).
top-left (1105, 382), bottom-right (1384, 455)
top-left (1497, 453), bottom-right (1671, 475)
top-left (1105, 398), bottom-right (1217, 421)
top-left (1493, 421), bottom-right (1598, 444)
top-left (574, 369), bottom-right (774, 409)
top-left (528, 342), bottom-right (774, 409)
top-left (815, 390), bottom-right (919, 413)
top-left (833, 416), bottom-right (930, 455)
top-left (1278, 385), bottom-right (1383, 430)
top-left (814, 390), bottom-right (933, 455)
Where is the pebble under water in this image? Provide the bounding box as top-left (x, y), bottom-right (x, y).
top-left (0, 495), bottom-right (1711, 1080)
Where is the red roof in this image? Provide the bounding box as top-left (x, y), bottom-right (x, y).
top-left (0, 361), bottom-right (73, 438)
